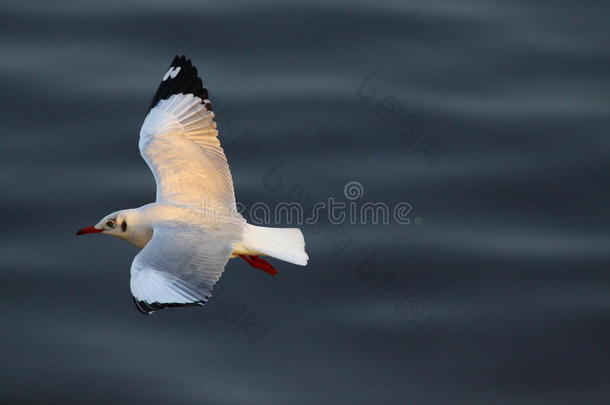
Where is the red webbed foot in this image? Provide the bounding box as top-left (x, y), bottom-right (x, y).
top-left (239, 255), bottom-right (279, 276)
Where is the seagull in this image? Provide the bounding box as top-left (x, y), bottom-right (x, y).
top-left (76, 55), bottom-right (308, 315)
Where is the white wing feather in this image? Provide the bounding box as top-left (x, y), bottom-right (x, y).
top-left (139, 93), bottom-right (235, 208)
top-left (130, 221), bottom-right (242, 309)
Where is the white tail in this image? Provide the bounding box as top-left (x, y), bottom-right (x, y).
top-left (239, 224), bottom-right (308, 266)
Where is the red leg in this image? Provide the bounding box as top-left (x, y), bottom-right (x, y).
top-left (239, 255), bottom-right (279, 276)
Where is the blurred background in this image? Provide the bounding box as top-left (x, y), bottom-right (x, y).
top-left (1, 1), bottom-right (609, 404)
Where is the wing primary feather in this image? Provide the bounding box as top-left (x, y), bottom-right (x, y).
top-left (133, 298), bottom-right (207, 315)
top-left (147, 55), bottom-right (210, 111)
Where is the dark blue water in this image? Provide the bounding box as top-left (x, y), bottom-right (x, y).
top-left (2, 1), bottom-right (609, 403)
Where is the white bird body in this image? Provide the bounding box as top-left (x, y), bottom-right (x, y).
top-left (77, 56), bottom-right (308, 314)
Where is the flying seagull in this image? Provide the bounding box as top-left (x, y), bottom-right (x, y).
top-left (76, 55), bottom-right (308, 314)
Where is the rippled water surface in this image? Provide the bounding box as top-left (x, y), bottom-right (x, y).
top-left (2, 1), bottom-right (609, 404)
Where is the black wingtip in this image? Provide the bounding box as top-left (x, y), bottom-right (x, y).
top-left (133, 297), bottom-right (207, 315)
top-left (147, 55), bottom-right (212, 112)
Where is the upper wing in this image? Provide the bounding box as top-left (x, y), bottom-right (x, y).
top-left (139, 55), bottom-right (235, 209)
top-left (130, 221), bottom-right (242, 314)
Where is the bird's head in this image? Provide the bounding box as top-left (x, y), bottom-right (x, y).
top-left (76, 211), bottom-right (130, 238)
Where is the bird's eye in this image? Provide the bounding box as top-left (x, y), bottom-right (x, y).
top-left (106, 220), bottom-right (115, 228)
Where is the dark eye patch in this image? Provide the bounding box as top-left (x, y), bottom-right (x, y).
top-left (106, 220), bottom-right (115, 228)
top-left (121, 220), bottom-right (127, 232)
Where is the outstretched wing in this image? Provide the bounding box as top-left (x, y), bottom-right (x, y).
top-left (139, 55), bottom-right (235, 209)
top-left (130, 221), bottom-right (242, 314)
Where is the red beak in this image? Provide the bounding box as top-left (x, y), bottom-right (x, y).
top-left (76, 226), bottom-right (104, 236)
